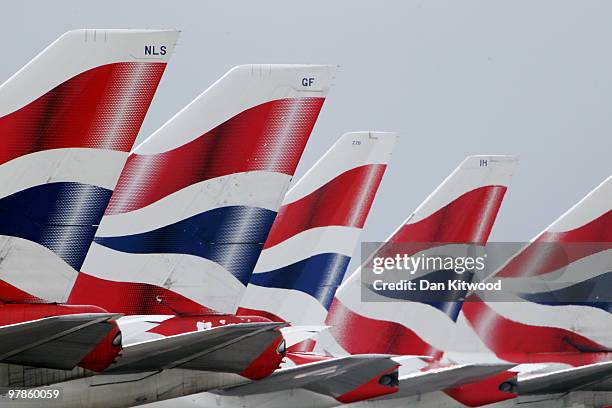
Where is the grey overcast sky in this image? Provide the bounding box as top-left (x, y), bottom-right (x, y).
top-left (3, 1), bottom-right (611, 254)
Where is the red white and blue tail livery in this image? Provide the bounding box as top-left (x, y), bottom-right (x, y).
top-left (0, 29), bottom-right (178, 303)
top-left (71, 65), bottom-right (336, 315)
top-left (323, 156), bottom-right (518, 359)
top-left (461, 175), bottom-right (612, 366)
top-left (238, 131), bottom-right (397, 332)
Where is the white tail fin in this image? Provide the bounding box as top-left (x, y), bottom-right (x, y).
top-left (323, 155), bottom-right (518, 359)
top-left (71, 65), bottom-right (336, 315)
top-left (462, 176), bottom-right (612, 365)
top-left (0, 29), bottom-right (178, 303)
top-left (237, 132), bottom-right (397, 332)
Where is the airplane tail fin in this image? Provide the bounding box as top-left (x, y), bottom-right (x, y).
top-left (388, 155), bottom-right (517, 245)
top-left (70, 64), bottom-right (336, 315)
top-left (237, 131), bottom-right (397, 331)
top-left (325, 155), bottom-right (518, 359)
top-left (462, 175), bottom-right (612, 365)
top-left (0, 29), bottom-right (178, 303)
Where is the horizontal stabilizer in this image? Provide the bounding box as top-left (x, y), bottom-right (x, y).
top-left (280, 326), bottom-right (328, 348)
top-left (379, 363), bottom-right (515, 400)
top-left (513, 361), bottom-right (612, 395)
top-left (219, 354), bottom-right (401, 398)
top-left (0, 313), bottom-right (120, 370)
top-left (106, 322), bottom-right (284, 374)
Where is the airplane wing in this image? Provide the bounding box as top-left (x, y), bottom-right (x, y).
top-left (510, 361), bottom-right (612, 395)
top-left (106, 322), bottom-right (285, 374)
top-left (0, 313), bottom-right (120, 370)
top-left (214, 358), bottom-right (515, 405)
top-left (218, 354), bottom-right (405, 402)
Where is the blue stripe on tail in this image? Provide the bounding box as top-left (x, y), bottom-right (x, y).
top-left (0, 182), bottom-right (112, 269)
